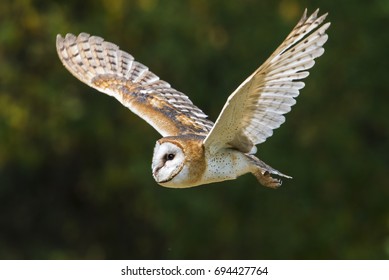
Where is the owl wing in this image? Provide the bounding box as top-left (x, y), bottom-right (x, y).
top-left (203, 9), bottom-right (330, 154)
top-left (56, 33), bottom-right (214, 137)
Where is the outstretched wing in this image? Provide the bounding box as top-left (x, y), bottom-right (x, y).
top-left (56, 33), bottom-right (214, 136)
top-left (203, 9), bottom-right (330, 154)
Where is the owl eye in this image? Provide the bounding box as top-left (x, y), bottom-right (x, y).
top-left (166, 153), bottom-right (175, 161)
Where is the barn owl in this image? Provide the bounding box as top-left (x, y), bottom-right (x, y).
top-left (56, 9), bottom-right (330, 188)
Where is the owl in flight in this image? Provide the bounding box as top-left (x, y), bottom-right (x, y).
top-left (56, 9), bottom-right (330, 188)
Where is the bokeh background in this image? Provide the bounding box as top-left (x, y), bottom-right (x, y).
top-left (1, 0), bottom-right (388, 259)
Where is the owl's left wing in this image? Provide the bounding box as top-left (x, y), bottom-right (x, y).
top-left (204, 9), bottom-right (330, 154)
top-left (56, 33), bottom-right (213, 137)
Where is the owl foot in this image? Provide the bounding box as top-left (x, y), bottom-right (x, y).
top-left (254, 171), bottom-right (282, 189)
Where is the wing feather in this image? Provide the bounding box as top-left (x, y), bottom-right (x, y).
top-left (56, 33), bottom-right (213, 136)
top-left (204, 9), bottom-right (330, 154)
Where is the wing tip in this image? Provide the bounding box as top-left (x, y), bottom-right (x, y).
top-left (301, 8), bottom-right (329, 25)
top-left (56, 33), bottom-right (94, 48)
top-left (56, 33), bottom-right (66, 50)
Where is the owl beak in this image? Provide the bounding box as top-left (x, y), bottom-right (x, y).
top-left (153, 170), bottom-right (170, 184)
top-left (152, 162), bottom-right (179, 185)
top-left (152, 157), bottom-right (163, 172)
top-left (152, 163), bottom-right (165, 183)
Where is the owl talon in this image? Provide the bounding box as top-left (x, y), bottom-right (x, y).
top-left (254, 170), bottom-right (282, 189)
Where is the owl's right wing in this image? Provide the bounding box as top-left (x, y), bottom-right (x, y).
top-left (203, 9), bottom-right (330, 154)
top-left (56, 33), bottom-right (214, 137)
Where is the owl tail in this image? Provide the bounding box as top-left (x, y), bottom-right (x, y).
top-left (247, 155), bottom-right (292, 189)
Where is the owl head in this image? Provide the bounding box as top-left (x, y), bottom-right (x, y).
top-left (151, 136), bottom-right (205, 188)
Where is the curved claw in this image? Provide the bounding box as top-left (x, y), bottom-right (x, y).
top-left (254, 170), bottom-right (283, 189)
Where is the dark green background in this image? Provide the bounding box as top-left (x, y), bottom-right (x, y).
top-left (1, 0), bottom-right (388, 259)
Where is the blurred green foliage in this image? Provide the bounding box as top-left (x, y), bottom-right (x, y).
top-left (1, 0), bottom-right (388, 259)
